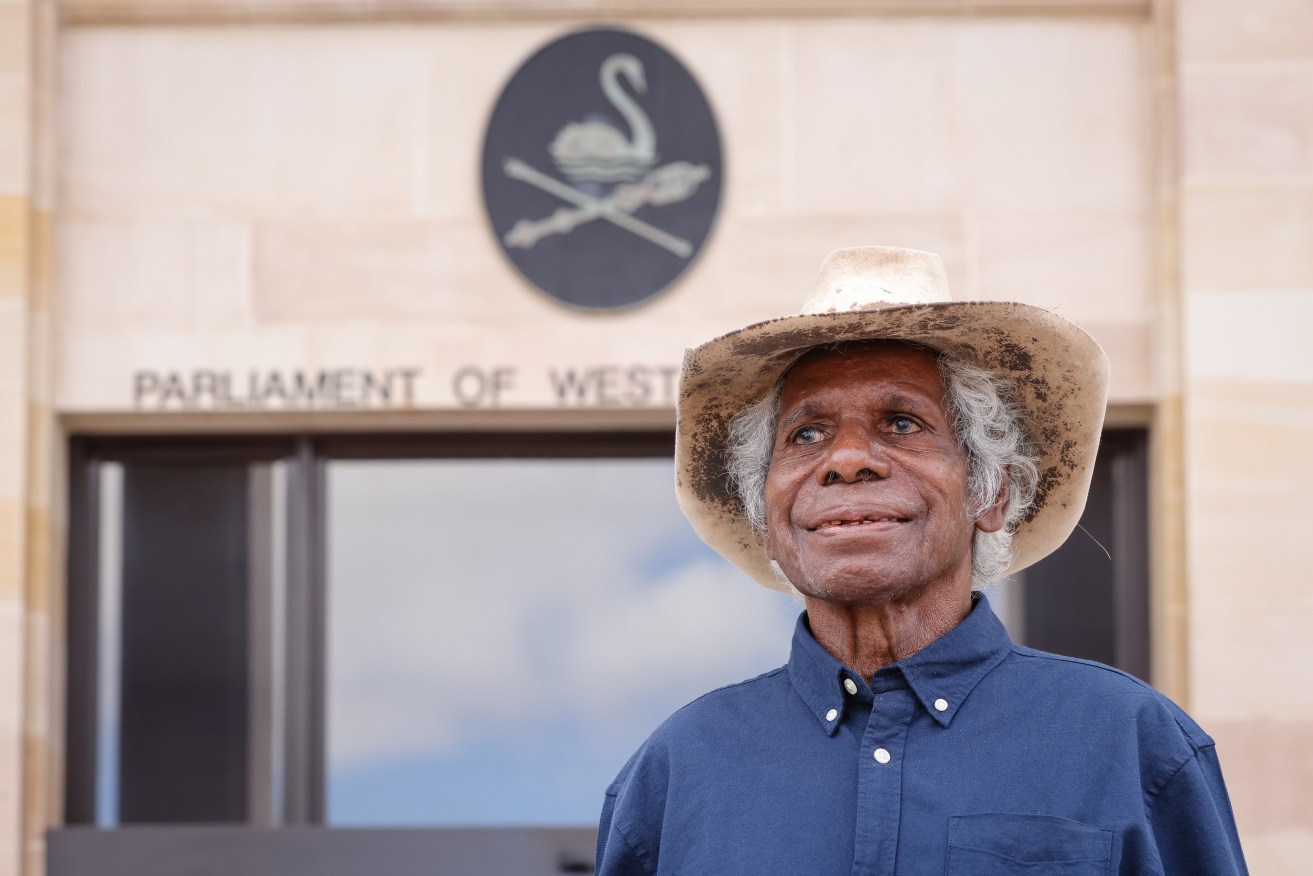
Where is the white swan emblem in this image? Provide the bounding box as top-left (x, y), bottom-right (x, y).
top-left (549, 53), bottom-right (657, 183)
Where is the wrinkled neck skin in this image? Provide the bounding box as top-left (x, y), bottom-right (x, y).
top-left (802, 575), bottom-right (973, 680)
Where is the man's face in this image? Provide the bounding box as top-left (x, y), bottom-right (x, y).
top-left (763, 343), bottom-right (993, 605)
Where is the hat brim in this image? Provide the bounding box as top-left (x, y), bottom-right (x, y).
top-left (674, 300), bottom-right (1110, 593)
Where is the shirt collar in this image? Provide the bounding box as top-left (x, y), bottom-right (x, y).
top-left (787, 594), bottom-right (1012, 734)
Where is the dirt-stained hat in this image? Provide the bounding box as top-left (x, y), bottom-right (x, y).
top-left (674, 245), bottom-right (1110, 593)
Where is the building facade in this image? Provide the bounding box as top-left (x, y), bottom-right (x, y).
top-left (1, 0), bottom-right (1311, 873)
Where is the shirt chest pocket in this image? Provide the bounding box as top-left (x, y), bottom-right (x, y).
top-left (946, 813), bottom-right (1113, 876)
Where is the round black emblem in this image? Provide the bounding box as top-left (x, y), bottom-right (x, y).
top-left (481, 28), bottom-right (723, 310)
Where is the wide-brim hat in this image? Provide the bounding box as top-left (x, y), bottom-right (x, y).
top-left (674, 245), bottom-right (1110, 593)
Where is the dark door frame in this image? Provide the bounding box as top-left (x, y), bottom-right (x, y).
top-left (64, 431), bottom-right (676, 828)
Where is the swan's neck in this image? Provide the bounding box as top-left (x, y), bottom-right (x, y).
top-left (601, 57), bottom-right (656, 160)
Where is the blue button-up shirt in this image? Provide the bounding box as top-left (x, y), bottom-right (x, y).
top-left (597, 597), bottom-right (1247, 875)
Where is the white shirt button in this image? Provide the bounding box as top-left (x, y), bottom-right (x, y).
top-left (825, 708), bottom-right (838, 722)
top-left (873, 748), bottom-right (891, 764)
top-left (934, 698), bottom-right (949, 712)
top-left (843, 678), bottom-right (858, 695)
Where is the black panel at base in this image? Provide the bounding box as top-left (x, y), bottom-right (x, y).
top-left (48, 827), bottom-right (600, 876)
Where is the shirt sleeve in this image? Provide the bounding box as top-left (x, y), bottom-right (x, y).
top-left (1147, 744), bottom-right (1249, 875)
top-left (596, 790), bottom-right (656, 876)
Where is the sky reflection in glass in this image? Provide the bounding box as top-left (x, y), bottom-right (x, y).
top-left (325, 458), bottom-right (799, 826)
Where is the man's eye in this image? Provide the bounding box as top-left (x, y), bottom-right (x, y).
top-left (890, 416), bottom-right (921, 434)
top-left (793, 426), bottom-right (824, 445)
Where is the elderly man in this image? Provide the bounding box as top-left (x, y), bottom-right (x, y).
top-left (596, 247), bottom-right (1247, 875)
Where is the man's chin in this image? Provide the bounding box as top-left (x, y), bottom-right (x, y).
top-left (792, 568), bottom-right (927, 607)
top-left (788, 556), bottom-right (974, 609)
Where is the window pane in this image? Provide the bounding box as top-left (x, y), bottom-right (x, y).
top-left (118, 462), bottom-right (251, 823)
top-left (1019, 430), bottom-right (1149, 679)
top-left (95, 463), bottom-right (123, 826)
top-left (325, 458), bottom-right (799, 826)
top-left (88, 458), bottom-right (287, 826)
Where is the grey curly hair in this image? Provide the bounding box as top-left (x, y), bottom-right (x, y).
top-left (725, 345), bottom-right (1039, 588)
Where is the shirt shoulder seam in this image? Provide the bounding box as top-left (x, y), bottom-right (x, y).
top-left (1145, 745), bottom-right (1210, 804)
top-left (611, 814), bottom-right (659, 875)
top-left (673, 665), bottom-right (789, 711)
top-left (1007, 645), bottom-right (1214, 748)
top-left (1008, 645), bottom-right (1158, 690)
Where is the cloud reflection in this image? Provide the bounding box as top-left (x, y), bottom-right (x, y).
top-left (326, 458), bottom-right (798, 823)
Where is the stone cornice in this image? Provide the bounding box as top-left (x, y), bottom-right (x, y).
top-left (59, 0), bottom-right (1150, 27)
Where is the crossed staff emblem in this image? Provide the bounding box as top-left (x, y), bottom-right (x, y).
top-left (501, 158), bottom-right (713, 259)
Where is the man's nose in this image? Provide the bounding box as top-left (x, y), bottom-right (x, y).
top-left (818, 425), bottom-right (892, 485)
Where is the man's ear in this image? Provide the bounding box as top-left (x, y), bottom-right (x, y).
top-left (974, 470), bottom-right (1011, 534)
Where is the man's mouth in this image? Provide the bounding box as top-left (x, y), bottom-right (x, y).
top-left (810, 516), bottom-right (910, 531)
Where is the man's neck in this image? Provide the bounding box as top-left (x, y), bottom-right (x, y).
top-left (803, 585), bottom-right (973, 679)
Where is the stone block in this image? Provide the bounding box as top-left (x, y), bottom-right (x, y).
top-left (1185, 378), bottom-right (1313, 718)
top-left (1240, 830), bottom-right (1313, 876)
top-left (1183, 69), bottom-right (1313, 179)
top-left (417, 24), bottom-right (555, 221)
top-left (0, 4), bottom-right (30, 196)
top-left (0, 603), bottom-right (19, 876)
top-left (1189, 583), bottom-right (1313, 719)
top-left (22, 727), bottom-right (49, 876)
top-left (0, 77), bottom-right (26, 198)
top-left (252, 218), bottom-right (501, 322)
top-left (0, 298), bottom-right (23, 384)
top-left (61, 27), bottom-right (431, 217)
top-left (786, 19), bottom-right (1147, 215)
top-left (952, 20), bottom-right (1147, 212)
top-left (1185, 289), bottom-right (1313, 381)
top-left (24, 507), bottom-right (50, 614)
top-left (1183, 185), bottom-right (1313, 293)
top-left (973, 208), bottom-right (1151, 322)
top-left (1209, 720), bottom-right (1313, 837)
top-left (0, 499), bottom-right (20, 604)
top-left (787, 19), bottom-right (962, 214)
top-left (23, 400), bottom-right (51, 510)
top-left (0, 195), bottom-right (25, 299)
top-left (26, 208), bottom-right (50, 312)
top-left (58, 218), bottom-right (252, 329)
top-left (1180, 0), bottom-right (1313, 65)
